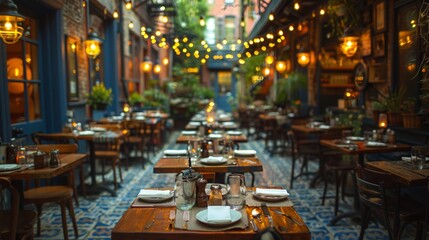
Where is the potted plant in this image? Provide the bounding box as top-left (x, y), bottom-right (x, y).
top-left (128, 92), bottom-right (144, 110)
top-left (370, 100), bottom-right (386, 124)
top-left (383, 87), bottom-right (406, 127)
top-left (86, 83), bottom-right (113, 120)
top-left (401, 97), bottom-right (422, 129)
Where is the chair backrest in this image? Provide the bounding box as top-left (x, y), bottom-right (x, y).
top-left (287, 130), bottom-right (320, 155)
top-left (356, 166), bottom-right (399, 238)
top-left (27, 144), bottom-right (78, 154)
top-left (0, 177), bottom-right (19, 240)
top-left (123, 119), bottom-right (146, 136)
top-left (32, 132), bottom-right (77, 145)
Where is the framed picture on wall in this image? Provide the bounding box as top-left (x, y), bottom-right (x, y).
top-left (369, 61), bottom-right (387, 83)
top-left (65, 35), bottom-right (79, 102)
top-left (373, 33), bottom-right (385, 57)
top-left (360, 27), bottom-right (372, 56)
top-left (374, 1), bottom-right (386, 32)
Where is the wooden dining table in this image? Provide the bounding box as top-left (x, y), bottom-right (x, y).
top-left (319, 139), bottom-right (412, 225)
top-left (176, 134), bottom-right (248, 144)
top-left (111, 188), bottom-right (310, 240)
top-left (154, 156), bottom-right (263, 186)
top-left (39, 130), bottom-right (129, 195)
top-left (366, 160), bottom-right (429, 186)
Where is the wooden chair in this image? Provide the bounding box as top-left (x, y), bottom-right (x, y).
top-left (29, 136), bottom-right (86, 205)
top-left (0, 177), bottom-right (37, 240)
top-left (356, 166), bottom-right (425, 240)
top-left (23, 144), bottom-right (79, 240)
top-left (93, 133), bottom-right (123, 192)
top-left (122, 119), bottom-right (147, 169)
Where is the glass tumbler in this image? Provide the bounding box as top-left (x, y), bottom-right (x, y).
top-left (411, 146), bottom-right (428, 170)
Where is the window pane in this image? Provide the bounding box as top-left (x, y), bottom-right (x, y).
top-left (9, 82), bottom-right (25, 123)
top-left (218, 71), bottom-right (231, 95)
top-left (25, 43), bottom-right (38, 80)
top-left (225, 16), bottom-right (235, 42)
top-left (205, 17), bottom-right (216, 45)
top-left (28, 83), bottom-right (41, 121)
top-left (397, 3), bottom-right (418, 96)
top-left (23, 17), bottom-right (37, 40)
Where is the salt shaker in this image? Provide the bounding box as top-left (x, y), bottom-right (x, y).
top-left (49, 149), bottom-right (60, 168)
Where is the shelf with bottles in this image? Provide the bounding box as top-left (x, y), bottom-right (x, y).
top-left (320, 73), bottom-right (353, 87)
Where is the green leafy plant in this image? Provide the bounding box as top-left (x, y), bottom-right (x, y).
top-left (383, 87), bottom-right (407, 113)
top-left (326, 0), bottom-right (362, 37)
top-left (128, 92), bottom-right (144, 107)
top-left (401, 97), bottom-right (417, 113)
top-left (370, 100), bottom-right (386, 112)
top-left (142, 89), bottom-right (169, 112)
top-left (86, 83), bottom-right (112, 110)
top-left (337, 112), bottom-right (364, 136)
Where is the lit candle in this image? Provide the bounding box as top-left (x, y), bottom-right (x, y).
top-left (378, 113), bottom-right (387, 128)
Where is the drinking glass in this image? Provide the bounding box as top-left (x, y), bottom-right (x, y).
top-left (174, 174), bottom-right (197, 211)
top-left (411, 146), bottom-right (428, 170)
top-left (226, 174), bottom-right (246, 210)
top-left (187, 140), bottom-right (200, 165)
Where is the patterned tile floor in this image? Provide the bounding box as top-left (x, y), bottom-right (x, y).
top-left (30, 131), bottom-right (419, 239)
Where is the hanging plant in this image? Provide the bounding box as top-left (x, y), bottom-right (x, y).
top-left (326, 0), bottom-right (363, 37)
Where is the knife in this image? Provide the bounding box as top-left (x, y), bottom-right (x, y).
top-left (249, 218), bottom-right (259, 232)
top-left (261, 203), bottom-right (273, 228)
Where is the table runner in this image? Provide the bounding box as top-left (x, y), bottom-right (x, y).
top-left (174, 207), bottom-right (248, 231)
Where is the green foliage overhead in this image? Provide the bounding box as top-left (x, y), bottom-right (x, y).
top-left (128, 92), bottom-right (144, 106)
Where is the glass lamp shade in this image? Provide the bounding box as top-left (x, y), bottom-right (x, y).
top-left (340, 36), bottom-right (359, 57)
top-left (275, 61), bottom-right (287, 73)
top-left (142, 57), bottom-right (152, 72)
top-left (265, 55), bottom-right (274, 65)
top-left (296, 51), bottom-right (310, 67)
top-left (153, 64), bottom-right (161, 74)
top-left (84, 31), bottom-right (102, 59)
top-left (0, 0), bottom-right (25, 44)
top-left (263, 67), bottom-right (270, 76)
top-left (378, 113), bottom-right (387, 129)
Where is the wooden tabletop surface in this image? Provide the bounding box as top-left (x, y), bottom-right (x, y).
top-left (320, 139), bottom-right (411, 155)
top-left (176, 134), bottom-right (248, 144)
top-left (291, 124), bottom-right (351, 134)
top-left (112, 206), bottom-right (310, 240)
top-left (154, 157), bottom-right (263, 174)
top-left (366, 161), bottom-right (429, 186)
top-left (0, 153), bottom-right (87, 180)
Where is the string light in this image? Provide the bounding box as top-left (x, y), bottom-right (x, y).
top-left (113, 9), bottom-right (119, 19)
top-left (199, 16), bottom-right (205, 26)
top-left (294, 2), bottom-right (300, 10)
top-left (125, 0), bottom-right (132, 10)
top-left (269, 13), bottom-right (274, 21)
top-left (128, 21), bottom-right (134, 29)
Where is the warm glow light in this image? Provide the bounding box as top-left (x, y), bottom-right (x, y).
top-left (125, 0), bottom-right (132, 10)
top-left (378, 113), bottom-right (387, 129)
top-left (269, 13), bottom-right (274, 21)
top-left (275, 61), bottom-right (287, 73)
top-left (199, 16), bottom-right (205, 26)
top-left (123, 103), bottom-right (130, 113)
top-left (263, 67), bottom-right (270, 76)
top-left (0, 1), bottom-right (25, 44)
top-left (113, 9), bottom-right (119, 19)
top-left (265, 55), bottom-right (274, 65)
top-left (162, 58), bottom-right (169, 65)
top-left (84, 31), bottom-right (102, 59)
top-left (289, 25), bottom-right (294, 31)
top-left (128, 21), bottom-right (134, 29)
top-left (297, 52), bottom-right (310, 67)
top-left (153, 64), bottom-right (161, 74)
top-left (294, 2), bottom-right (300, 10)
top-left (142, 58), bottom-right (152, 72)
top-left (320, 9), bottom-right (325, 15)
top-left (340, 36), bottom-right (359, 57)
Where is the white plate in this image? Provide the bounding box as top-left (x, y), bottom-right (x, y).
top-left (234, 150), bottom-right (256, 157)
top-left (79, 130), bottom-right (95, 135)
top-left (181, 131), bottom-right (196, 135)
top-left (164, 150), bottom-right (188, 156)
top-left (252, 191), bottom-right (288, 202)
top-left (208, 134), bottom-right (222, 138)
top-left (0, 164), bottom-right (21, 172)
top-left (205, 183), bottom-right (230, 195)
top-left (200, 157), bottom-right (227, 165)
top-left (365, 141), bottom-right (387, 147)
top-left (346, 136), bottom-right (365, 141)
top-left (138, 191), bottom-right (174, 203)
top-left (222, 122), bottom-right (235, 126)
top-left (196, 209), bottom-right (242, 227)
top-left (226, 131), bottom-right (242, 135)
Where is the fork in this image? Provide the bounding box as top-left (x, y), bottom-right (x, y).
top-left (182, 210), bottom-right (190, 230)
top-left (273, 209), bottom-right (303, 226)
top-left (168, 210), bottom-right (176, 230)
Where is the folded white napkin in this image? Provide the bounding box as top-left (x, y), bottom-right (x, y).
top-left (134, 116), bottom-right (145, 120)
top-left (91, 127), bottom-right (106, 132)
top-left (189, 122), bottom-right (200, 126)
top-left (208, 134), bottom-right (222, 138)
top-left (181, 130), bottom-right (196, 135)
top-left (318, 125), bottom-right (331, 129)
top-left (207, 206), bottom-right (231, 223)
top-left (227, 131), bottom-right (242, 135)
top-left (401, 156), bottom-right (411, 162)
top-left (234, 150), bottom-right (256, 156)
top-left (222, 122), bottom-right (235, 126)
top-left (79, 130), bottom-right (95, 135)
top-left (201, 156), bottom-right (225, 163)
top-left (137, 189), bottom-right (171, 198)
top-left (164, 149), bottom-right (188, 156)
top-left (255, 188), bottom-right (290, 196)
top-left (218, 114), bottom-right (229, 119)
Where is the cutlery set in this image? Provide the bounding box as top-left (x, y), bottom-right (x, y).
top-left (248, 204), bottom-right (303, 232)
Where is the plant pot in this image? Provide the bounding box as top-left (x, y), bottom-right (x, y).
top-left (402, 113), bottom-right (422, 129)
top-left (387, 112), bottom-right (403, 127)
top-left (92, 109), bottom-right (106, 121)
